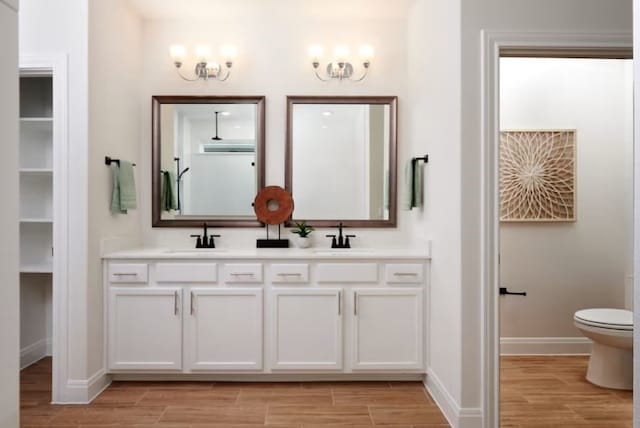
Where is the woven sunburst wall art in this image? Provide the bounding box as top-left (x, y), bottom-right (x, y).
top-left (500, 130), bottom-right (576, 222)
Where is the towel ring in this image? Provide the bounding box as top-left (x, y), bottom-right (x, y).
top-left (253, 186), bottom-right (294, 225)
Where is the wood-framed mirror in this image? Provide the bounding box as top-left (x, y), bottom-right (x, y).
top-left (152, 95), bottom-right (265, 227)
top-left (285, 96), bottom-right (398, 227)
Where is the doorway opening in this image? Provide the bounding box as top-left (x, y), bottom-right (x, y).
top-left (498, 56), bottom-right (633, 425)
top-left (480, 31), bottom-right (633, 428)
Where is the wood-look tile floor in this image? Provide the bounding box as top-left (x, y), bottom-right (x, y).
top-left (501, 355), bottom-right (633, 428)
top-left (20, 358), bottom-right (449, 427)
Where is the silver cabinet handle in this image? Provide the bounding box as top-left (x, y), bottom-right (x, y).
top-left (394, 272), bottom-right (418, 276)
top-left (112, 272), bottom-right (137, 276)
top-left (231, 272), bottom-right (254, 276)
top-left (338, 291), bottom-right (341, 316)
top-left (174, 291), bottom-right (179, 315)
top-left (190, 291), bottom-right (195, 315)
top-left (277, 273), bottom-right (302, 277)
top-left (354, 291), bottom-right (358, 316)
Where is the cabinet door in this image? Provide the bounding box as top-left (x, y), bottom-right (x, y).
top-left (108, 287), bottom-right (182, 371)
top-left (351, 288), bottom-right (423, 370)
top-left (187, 288), bottom-right (263, 370)
top-left (271, 288), bottom-right (342, 370)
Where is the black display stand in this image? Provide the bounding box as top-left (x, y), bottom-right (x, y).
top-left (256, 224), bottom-right (289, 248)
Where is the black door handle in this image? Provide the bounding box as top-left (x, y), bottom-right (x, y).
top-left (499, 287), bottom-right (526, 296)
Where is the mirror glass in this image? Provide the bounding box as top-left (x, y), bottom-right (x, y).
top-left (286, 96), bottom-right (397, 227)
top-left (152, 96), bottom-right (265, 227)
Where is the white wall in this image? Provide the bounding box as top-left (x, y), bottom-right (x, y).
top-left (460, 0), bottom-right (632, 418)
top-left (633, 0), bottom-right (640, 420)
top-left (500, 58), bottom-right (632, 343)
top-left (88, 0), bottom-right (143, 378)
top-left (407, 0), bottom-right (464, 420)
top-left (135, 1), bottom-right (414, 249)
top-left (0, 1), bottom-right (20, 425)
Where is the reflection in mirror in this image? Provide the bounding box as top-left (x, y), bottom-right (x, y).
top-left (152, 96), bottom-right (265, 227)
top-left (286, 96), bottom-right (397, 227)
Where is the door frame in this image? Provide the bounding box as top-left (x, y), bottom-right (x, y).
top-left (479, 31), bottom-right (632, 427)
top-left (19, 53), bottom-right (69, 404)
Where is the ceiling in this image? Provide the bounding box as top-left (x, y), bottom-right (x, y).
top-left (128, 0), bottom-right (415, 21)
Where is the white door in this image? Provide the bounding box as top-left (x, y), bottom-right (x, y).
top-left (351, 288), bottom-right (423, 370)
top-left (108, 287), bottom-right (182, 371)
top-left (187, 288), bottom-right (263, 370)
top-left (271, 288), bottom-right (343, 370)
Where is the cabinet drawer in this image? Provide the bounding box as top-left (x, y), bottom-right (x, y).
top-left (269, 264), bottom-right (309, 284)
top-left (108, 263), bottom-right (148, 283)
top-left (385, 264), bottom-right (424, 284)
top-left (156, 263), bottom-right (217, 283)
top-left (223, 263), bottom-right (263, 283)
top-left (316, 263), bottom-right (378, 283)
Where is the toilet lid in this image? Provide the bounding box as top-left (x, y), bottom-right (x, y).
top-left (574, 308), bottom-right (633, 331)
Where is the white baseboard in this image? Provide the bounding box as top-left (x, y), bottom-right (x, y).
top-left (500, 337), bottom-right (591, 355)
top-left (424, 370), bottom-right (483, 428)
top-left (21, 338), bottom-right (51, 369)
top-left (59, 369), bottom-right (111, 404)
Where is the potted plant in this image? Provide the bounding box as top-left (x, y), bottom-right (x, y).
top-left (291, 221), bottom-right (314, 248)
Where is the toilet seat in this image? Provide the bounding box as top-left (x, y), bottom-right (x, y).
top-left (574, 308), bottom-right (633, 331)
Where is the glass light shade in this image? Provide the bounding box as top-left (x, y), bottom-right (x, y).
top-left (308, 45), bottom-right (324, 61)
top-left (195, 45), bottom-right (212, 63)
top-left (359, 45), bottom-right (374, 61)
top-left (169, 44), bottom-right (186, 62)
top-left (221, 45), bottom-right (238, 61)
top-left (334, 45), bottom-right (350, 62)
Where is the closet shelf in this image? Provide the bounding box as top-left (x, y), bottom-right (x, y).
top-left (20, 264), bottom-right (53, 274)
top-left (20, 117), bottom-right (53, 122)
top-left (20, 218), bottom-right (53, 223)
top-left (20, 168), bottom-right (53, 175)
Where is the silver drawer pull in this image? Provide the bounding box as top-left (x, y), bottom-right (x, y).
top-left (112, 272), bottom-right (138, 276)
top-left (277, 273), bottom-right (302, 276)
top-left (174, 291), bottom-right (179, 315)
top-left (231, 272), bottom-right (255, 276)
top-left (190, 291), bottom-right (195, 315)
top-left (394, 272), bottom-right (418, 276)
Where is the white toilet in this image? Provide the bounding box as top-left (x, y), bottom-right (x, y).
top-left (574, 308), bottom-right (633, 390)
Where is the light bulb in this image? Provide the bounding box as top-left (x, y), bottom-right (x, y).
top-left (169, 44), bottom-right (186, 63)
top-left (195, 45), bottom-right (212, 63)
top-left (308, 45), bottom-right (324, 61)
top-left (359, 45), bottom-right (374, 61)
top-left (334, 45), bottom-right (350, 62)
top-left (221, 45), bottom-right (238, 61)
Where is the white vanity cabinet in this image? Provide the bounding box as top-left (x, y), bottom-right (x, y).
top-left (108, 287), bottom-right (183, 370)
top-left (351, 288), bottom-right (424, 370)
top-left (103, 250), bottom-right (429, 379)
top-left (270, 288), bottom-right (343, 370)
top-left (187, 288), bottom-right (263, 370)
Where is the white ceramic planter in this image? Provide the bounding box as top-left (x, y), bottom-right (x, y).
top-left (293, 236), bottom-right (312, 248)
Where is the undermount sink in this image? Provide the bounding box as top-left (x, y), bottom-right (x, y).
top-left (163, 248), bottom-right (228, 254)
top-left (312, 249), bottom-right (374, 256)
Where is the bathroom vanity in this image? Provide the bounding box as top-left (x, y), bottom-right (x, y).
top-left (103, 249), bottom-right (429, 380)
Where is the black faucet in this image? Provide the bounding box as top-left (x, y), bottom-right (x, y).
top-left (326, 222), bottom-right (356, 248)
top-left (190, 223), bottom-right (221, 248)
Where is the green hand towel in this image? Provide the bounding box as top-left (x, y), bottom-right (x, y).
top-left (161, 171), bottom-right (177, 211)
top-left (402, 159), bottom-right (423, 210)
top-left (110, 164), bottom-right (124, 214)
top-left (110, 160), bottom-right (137, 214)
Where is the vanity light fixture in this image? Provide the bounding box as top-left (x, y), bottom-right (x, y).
top-left (308, 44), bottom-right (374, 82)
top-left (169, 44), bottom-right (237, 81)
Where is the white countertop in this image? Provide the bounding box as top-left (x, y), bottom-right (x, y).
top-left (103, 247), bottom-right (431, 260)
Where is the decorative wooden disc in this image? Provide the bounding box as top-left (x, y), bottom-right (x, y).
top-left (253, 186), bottom-right (294, 225)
